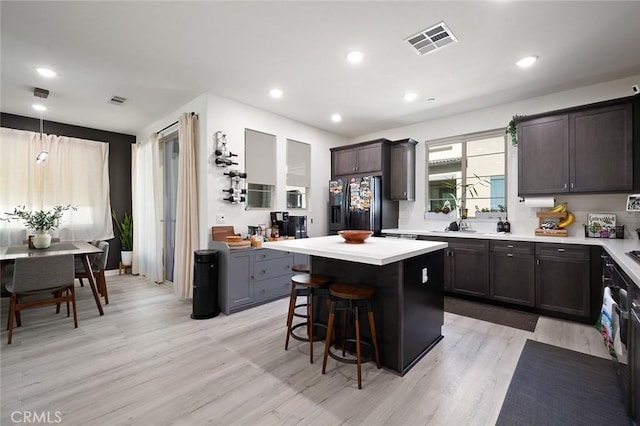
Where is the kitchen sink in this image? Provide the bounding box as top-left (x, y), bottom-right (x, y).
top-left (429, 229), bottom-right (477, 233)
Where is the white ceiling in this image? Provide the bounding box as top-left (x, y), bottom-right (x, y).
top-left (2, 1), bottom-right (640, 138)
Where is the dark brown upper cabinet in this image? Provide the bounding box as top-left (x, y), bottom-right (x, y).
top-left (518, 114), bottom-right (569, 195)
top-left (518, 99), bottom-right (633, 195)
top-left (389, 138), bottom-right (418, 201)
top-left (332, 141), bottom-right (384, 176)
top-left (570, 104), bottom-right (633, 192)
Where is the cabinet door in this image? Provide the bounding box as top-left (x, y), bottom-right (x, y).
top-left (332, 148), bottom-right (357, 176)
top-left (355, 143), bottom-right (382, 174)
top-left (570, 103), bottom-right (633, 192)
top-left (390, 142), bottom-right (416, 200)
top-left (449, 240), bottom-right (490, 298)
top-left (518, 114), bottom-right (569, 195)
top-left (490, 252), bottom-right (535, 306)
top-left (535, 255), bottom-right (590, 317)
top-left (228, 251), bottom-right (252, 308)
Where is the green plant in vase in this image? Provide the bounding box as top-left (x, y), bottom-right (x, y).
top-left (2, 204), bottom-right (77, 248)
top-left (111, 210), bottom-right (133, 266)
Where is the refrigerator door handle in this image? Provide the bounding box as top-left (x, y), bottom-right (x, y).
top-left (345, 182), bottom-right (350, 229)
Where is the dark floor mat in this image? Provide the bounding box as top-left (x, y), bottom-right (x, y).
top-left (496, 339), bottom-right (629, 425)
top-left (444, 296), bottom-right (538, 332)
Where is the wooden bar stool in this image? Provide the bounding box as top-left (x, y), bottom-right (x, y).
top-left (322, 283), bottom-right (381, 389)
top-left (291, 264), bottom-right (310, 273)
top-left (285, 273), bottom-right (331, 363)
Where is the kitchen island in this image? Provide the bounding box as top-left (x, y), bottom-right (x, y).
top-left (264, 235), bottom-right (447, 375)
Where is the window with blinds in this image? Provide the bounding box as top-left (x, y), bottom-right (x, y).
top-left (245, 129), bottom-right (276, 209)
top-left (286, 139), bottom-right (310, 209)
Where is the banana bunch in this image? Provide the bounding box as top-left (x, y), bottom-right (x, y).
top-left (558, 212), bottom-right (575, 229)
top-left (549, 202), bottom-right (574, 228)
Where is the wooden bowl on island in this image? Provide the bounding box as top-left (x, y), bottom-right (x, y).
top-left (338, 230), bottom-right (373, 244)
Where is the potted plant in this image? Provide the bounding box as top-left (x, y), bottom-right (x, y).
top-left (442, 174), bottom-right (489, 220)
top-left (506, 114), bottom-right (526, 146)
top-left (2, 205), bottom-right (77, 248)
top-left (111, 210), bottom-right (133, 266)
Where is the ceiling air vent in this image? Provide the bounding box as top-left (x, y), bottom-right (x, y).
top-left (405, 21), bottom-right (458, 56)
top-left (109, 95), bottom-right (127, 106)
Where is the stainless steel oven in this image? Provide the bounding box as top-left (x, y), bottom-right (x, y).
top-left (631, 294), bottom-right (640, 424)
top-left (602, 252), bottom-right (632, 415)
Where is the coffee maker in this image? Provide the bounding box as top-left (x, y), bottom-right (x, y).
top-left (270, 211), bottom-right (289, 237)
top-left (288, 215), bottom-right (308, 238)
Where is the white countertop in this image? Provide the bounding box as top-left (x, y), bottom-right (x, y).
top-left (383, 228), bottom-right (640, 287)
top-left (263, 235), bottom-right (447, 266)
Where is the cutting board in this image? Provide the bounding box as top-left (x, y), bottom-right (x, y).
top-left (212, 226), bottom-right (239, 241)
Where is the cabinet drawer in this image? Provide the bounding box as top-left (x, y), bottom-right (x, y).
top-left (535, 243), bottom-right (589, 259)
top-left (254, 248), bottom-right (291, 262)
top-left (448, 238), bottom-right (489, 251)
top-left (490, 240), bottom-right (533, 254)
top-left (254, 275), bottom-right (290, 302)
top-left (254, 257), bottom-right (293, 281)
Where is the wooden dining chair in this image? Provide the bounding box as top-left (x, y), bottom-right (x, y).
top-left (4, 254), bottom-right (76, 344)
top-left (75, 241), bottom-right (110, 304)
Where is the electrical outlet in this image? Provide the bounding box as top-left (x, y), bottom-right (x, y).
top-left (216, 213), bottom-right (225, 224)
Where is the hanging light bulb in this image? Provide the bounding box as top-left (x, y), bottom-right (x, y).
top-left (33, 87), bottom-right (49, 163)
top-left (35, 108), bottom-right (48, 163)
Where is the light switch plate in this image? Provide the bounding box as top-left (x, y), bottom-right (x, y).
top-left (422, 267), bottom-right (428, 283)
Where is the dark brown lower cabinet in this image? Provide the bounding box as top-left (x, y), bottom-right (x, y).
top-left (447, 239), bottom-right (489, 298)
top-left (535, 243), bottom-right (590, 317)
top-left (490, 240), bottom-right (535, 307)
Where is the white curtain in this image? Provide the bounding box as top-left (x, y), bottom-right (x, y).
top-left (132, 134), bottom-right (163, 283)
top-left (0, 128), bottom-right (113, 244)
top-left (173, 113), bottom-right (199, 299)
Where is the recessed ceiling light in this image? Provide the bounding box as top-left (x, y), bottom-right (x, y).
top-left (403, 92), bottom-right (418, 102)
top-left (516, 55), bottom-right (538, 68)
top-left (36, 67), bottom-right (57, 78)
top-left (32, 104), bottom-right (47, 112)
top-left (269, 88), bottom-right (283, 99)
top-left (346, 51), bottom-right (364, 64)
top-left (331, 114), bottom-right (342, 123)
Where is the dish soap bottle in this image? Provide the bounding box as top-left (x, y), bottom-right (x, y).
top-left (503, 216), bottom-right (511, 233)
top-left (497, 217), bottom-right (504, 232)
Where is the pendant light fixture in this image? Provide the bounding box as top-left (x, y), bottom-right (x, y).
top-left (33, 87), bottom-right (49, 163)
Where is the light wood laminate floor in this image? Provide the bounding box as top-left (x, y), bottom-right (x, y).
top-left (1, 274), bottom-right (610, 425)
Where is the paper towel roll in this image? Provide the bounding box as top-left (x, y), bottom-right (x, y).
top-left (523, 197), bottom-right (555, 208)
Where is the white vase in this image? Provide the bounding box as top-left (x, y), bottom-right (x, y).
top-left (32, 230), bottom-right (52, 249)
top-left (121, 250), bottom-right (133, 266)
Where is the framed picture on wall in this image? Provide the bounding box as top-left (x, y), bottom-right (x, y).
top-left (626, 194), bottom-right (640, 212)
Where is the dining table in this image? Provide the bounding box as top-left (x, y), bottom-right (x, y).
top-left (0, 241), bottom-right (105, 315)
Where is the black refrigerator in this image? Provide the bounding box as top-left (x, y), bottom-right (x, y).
top-left (328, 176), bottom-right (398, 236)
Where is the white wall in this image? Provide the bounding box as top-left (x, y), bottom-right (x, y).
top-left (137, 92), bottom-right (347, 249)
top-left (350, 74), bottom-right (640, 238)
top-left (205, 93), bottom-right (347, 243)
top-left (136, 93), bottom-right (210, 247)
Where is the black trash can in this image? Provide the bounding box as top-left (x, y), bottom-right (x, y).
top-left (192, 249), bottom-right (220, 319)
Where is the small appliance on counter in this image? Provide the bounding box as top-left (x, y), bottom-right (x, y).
top-left (288, 215), bottom-right (308, 238)
top-left (271, 211), bottom-right (289, 237)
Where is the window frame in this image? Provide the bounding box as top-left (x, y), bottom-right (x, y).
top-left (425, 128), bottom-right (507, 218)
top-left (244, 128), bottom-right (276, 210)
top-left (285, 138), bottom-right (311, 210)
